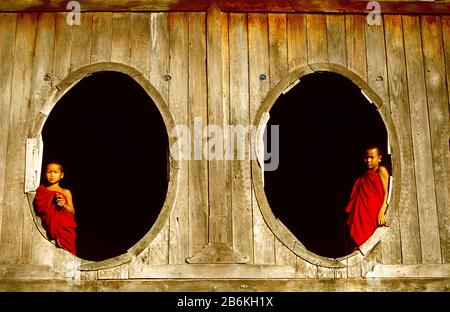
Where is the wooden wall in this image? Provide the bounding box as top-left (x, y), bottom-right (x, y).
top-left (0, 10), bottom-right (449, 279)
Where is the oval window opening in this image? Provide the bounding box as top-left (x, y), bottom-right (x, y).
top-left (264, 72), bottom-right (389, 258)
top-left (41, 71), bottom-right (168, 261)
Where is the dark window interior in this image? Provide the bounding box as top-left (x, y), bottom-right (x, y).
top-left (42, 71), bottom-right (168, 261)
top-left (264, 72), bottom-right (388, 258)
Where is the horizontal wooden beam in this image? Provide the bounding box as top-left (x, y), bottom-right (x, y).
top-left (0, 0), bottom-right (450, 14)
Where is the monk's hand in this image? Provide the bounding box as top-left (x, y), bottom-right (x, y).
top-left (55, 193), bottom-right (66, 207)
top-left (377, 211), bottom-right (386, 227)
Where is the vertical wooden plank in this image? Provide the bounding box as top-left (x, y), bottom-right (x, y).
top-left (275, 240), bottom-right (296, 269)
top-left (368, 16), bottom-right (401, 264)
top-left (29, 13), bottom-right (56, 266)
top-left (336, 258), bottom-right (348, 278)
top-left (306, 14), bottom-right (328, 64)
top-left (168, 12), bottom-right (189, 264)
top-left (130, 13), bottom-right (150, 79)
top-left (326, 14), bottom-right (347, 67)
top-left (0, 13), bottom-right (37, 264)
top-left (296, 257), bottom-right (317, 278)
top-left (317, 266), bottom-right (335, 279)
top-left (268, 13), bottom-right (288, 87)
top-left (347, 253), bottom-right (363, 278)
top-left (248, 13), bottom-right (275, 264)
top-left (229, 13), bottom-right (253, 260)
top-left (0, 13), bottom-right (17, 253)
top-left (403, 15), bottom-right (436, 264)
top-left (345, 15), bottom-right (367, 81)
top-left (287, 13), bottom-right (307, 71)
top-left (421, 15), bottom-right (449, 263)
top-left (90, 12), bottom-right (112, 64)
top-left (70, 12), bottom-right (92, 71)
top-left (111, 12), bottom-right (131, 65)
top-left (384, 15), bottom-right (417, 264)
top-left (52, 13), bottom-right (72, 84)
top-left (442, 16), bottom-right (450, 263)
top-left (362, 243), bottom-right (383, 276)
top-left (150, 12), bottom-right (169, 103)
top-left (206, 5), bottom-right (230, 245)
top-left (188, 12), bottom-right (208, 256)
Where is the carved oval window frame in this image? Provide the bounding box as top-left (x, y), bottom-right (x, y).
top-left (252, 63), bottom-right (402, 268)
top-left (25, 62), bottom-right (180, 271)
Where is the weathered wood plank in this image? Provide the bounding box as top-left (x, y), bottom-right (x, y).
top-left (52, 13), bottom-right (72, 84)
top-left (347, 252), bottom-right (363, 278)
top-left (306, 14), bottom-right (328, 64)
top-left (90, 12), bottom-right (112, 64)
top-left (296, 258), bottom-right (318, 278)
top-left (268, 13), bottom-right (287, 87)
top-left (275, 239), bottom-right (296, 271)
top-left (129, 264), bottom-right (296, 279)
top-left (336, 258), bottom-right (348, 279)
top-left (403, 15), bottom-right (436, 264)
top-left (168, 12), bottom-right (189, 264)
top-left (0, 13), bottom-right (37, 264)
top-left (229, 13), bottom-right (253, 260)
top-left (2, 1), bottom-right (450, 15)
top-left (188, 12), bottom-right (209, 256)
top-left (326, 14), bottom-right (347, 66)
top-left (442, 15), bottom-right (450, 264)
top-left (383, 15), bottom-right (421, 264)
top-left (111, 12), bottom-right (131, 64)
top-left (366, 14), bottom-right (404, 263)
top-left (361, 243), bottom-right (382, 276)
top-left (420, 15), bottom-right (449, 264)
top-left (97, 265), bottom-right (128, 280)
top-left (206, 4), bottom-right (230, 245)
top-left (287, 13), bottom-right (307, 70)
top-left (70, 12), bottom-right (92, 71)
top-left (366, 264), bottom-right (450, 278)
top-left (130, 13), bottom-right (150, 78)
top-left (150, 12), bottom-right (169, 104)
top-left (0, 13), bottom-right (17, 255)
top-left (317, 266), bottom-right (335, 279)
top-left (29, 13), bottom-right (56, 266)
top-left (248, 13), bottom-right (275, 264)
top-left (345, 15), bottom-right (367, 81)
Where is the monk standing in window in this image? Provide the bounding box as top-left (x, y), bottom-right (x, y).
top-left (34, 162), bottom-right (77, 255)
top-left (345, 145), bottom-right (389, 252)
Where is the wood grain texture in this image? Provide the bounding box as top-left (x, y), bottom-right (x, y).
top-left (248, 13), bottom-right (275, 264)
top-left (287, 13), bottom-right (307, 70)
top-left (366, 17), bottom-right (404, 263)
top-left (306, 14), bottom-right (328, 64)
top-left (70, 12), bottom-right (92, 71)
top-left (52, 13), bottom-right (72, 84)
top-left (90, 12), bottom-right (112, 63)
top-left (345, 15), bottom-right (367, 81)
top-left (29, 13), bottom-right (56, 266)
top-left (130, 13), bottom-right (150, 79)
top-left (0, 13), bottom-right (17, 256)
top-left (188, 12), bottom-right (208, 256)
top-left (0, 13), bottom-right (37, 264)
top-left (326, 14), bottom-right (347, 66)
top-left (168, 12), bottom-right (189, 264)
top-left (379, 15), bottom-right (404, 265)
top-left (229, 13), bottom-right (253, 259)
top-left (442, 15), bottom-right (450, 263)
top-left (296, 258), bottom-right (318, 278)
top-left (275, 239), bottom-right (296, 270)
top-left (268, 13), bottom-right (288, 87)
top-left (403, 15), bottom-right (436, 264)
top-left (111, 12), bottom-right (131, 64)
top-left (420, 15), bottom-right (449, 264)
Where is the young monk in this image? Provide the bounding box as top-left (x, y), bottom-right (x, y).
top-left (345, 145), bottom-right (389, 252)
top-left (33, 162), bottom-right (77, 255)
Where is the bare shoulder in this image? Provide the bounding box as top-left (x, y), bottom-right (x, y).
top-left (60, 188), bottom-right (73, 198)
top-left (378, 166), bottom-right (389, 178)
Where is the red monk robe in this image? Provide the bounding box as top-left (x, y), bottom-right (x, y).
top-left (34, 185), bottom-right (77, 255)
top-left (345, 170), bottom-right (384, 249)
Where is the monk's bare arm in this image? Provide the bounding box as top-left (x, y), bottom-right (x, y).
top-left (61, 190), bottom-right (75, 214)
top-left (377, 166), bottom-right (389, 226)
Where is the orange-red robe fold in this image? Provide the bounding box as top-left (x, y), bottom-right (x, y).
top-left (34, 185), bottom-right (77, 255)
top-left (345, 170), bottom-right (384, 249)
